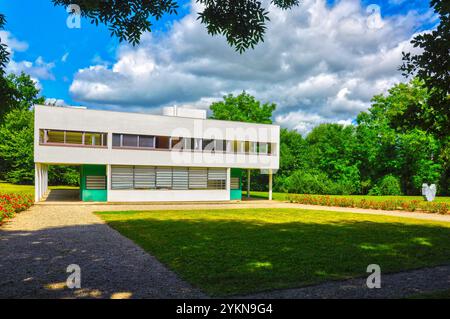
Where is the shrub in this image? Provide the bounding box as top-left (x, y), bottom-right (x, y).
top-left (286, 194), bottom-right (449, 214)
top-left (369, 175), bottom-right (402, 196)
top-left (0, 193), bottom-right (33, 223)
top-left (283, 170), bottom-right (358, 195)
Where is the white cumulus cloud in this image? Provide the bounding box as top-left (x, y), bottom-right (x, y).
top-left (69, 0), bottom-right (434, 135)
top-left (0, 30), bottom-right (55, 81)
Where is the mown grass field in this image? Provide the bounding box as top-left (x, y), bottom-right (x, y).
top-left (96, 208), bottom-right (450, 296)
top-left (0, 182), bottom-right (78, 195)
top-left (249, 191), bottom-right (450, 203)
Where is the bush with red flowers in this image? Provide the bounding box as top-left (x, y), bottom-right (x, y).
top-left (287, 194), bottom-right (449, 215)
top-left (0, 193), bottom-right (33, 223)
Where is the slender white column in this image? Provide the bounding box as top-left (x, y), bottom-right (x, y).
top-left (44, 164), bottom-right (48, 195)
top-left (35, 163), bottom-right (40, 202)
top-left (226, 168), bottom-right (231, 200)
top-left (247, 169), bottom-right (251, 198)
top-left (268, 169), bottom-right (273, 201)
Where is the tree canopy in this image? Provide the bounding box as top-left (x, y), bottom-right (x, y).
top-left (52, 0), bottom-right (299, 53)
top-left (210, 86), bottom-right (448, 196)
top-left (400, 0), bottom-right (449, 137)
top-left (209, 91), bottom-right (276, 124)
top-left (0, 73), bottom-right (79, 185)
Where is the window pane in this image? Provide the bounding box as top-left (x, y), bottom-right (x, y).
top-left (170, 137), bottom-right (182, 149)
top-left (47, 130), bottom-right (65, 143)
top-left (207, 168), bottom-right (226, 190)
top-left (65, 131), bottom-right (83, 144)
top-left (134, 166), bottom-right (155, 189)
top-left (230, 177), bottom-right (240, 190)
top-left (259, 142), bottom-right (268, 154)
top-left (111, 166), bottom-right (134, 189)
top-left (250, 142), bottom-right (257, 154)
top-left (215, 140), bottom-right (225, 152)
top-left (139, 135), bottom-right (154, 148)
top-left (156, 136), bottom-right (170, 149)
top-left (112, 134), bottom-right (121, 147)
top-left (203, 139), bottom-right (214, 151)
top-left (172, 167), bottom-right (188, 190)
top-left (156, 167), bottom-right (172, 189)
top-left (189, 168), bottom-right (207, 189)
top-left (86, 176), bottom-right (106, 190)
top-left (122, 134), bottom-right (138, 147)
top-left (85, 132), bottom-right (102, 146)
top-left (194, 138), bottom-right (202, 150)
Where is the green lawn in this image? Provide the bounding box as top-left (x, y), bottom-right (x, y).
top-left (0, 182), bottom-right (78, 195)
top-left (249, 191), bottom-right (450, 203)
top-left (96, 208), bottom-right (450, 296)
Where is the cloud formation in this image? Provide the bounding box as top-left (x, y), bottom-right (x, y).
top-left (0, 30), bottom-right (55, 83)
top-left (69, 0), bottom-right (433, 134)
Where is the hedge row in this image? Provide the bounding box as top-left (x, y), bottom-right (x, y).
top-left (0, 193), bottom-right (34, 223)
top-left (286, 194), bottom-right (449, 215)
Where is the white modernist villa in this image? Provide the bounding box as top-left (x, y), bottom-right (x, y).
top-left (34, 105), bottom-right (280, 202)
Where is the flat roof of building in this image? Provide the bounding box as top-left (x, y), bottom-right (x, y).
top-left (35, 104), bottom-right (279, 128)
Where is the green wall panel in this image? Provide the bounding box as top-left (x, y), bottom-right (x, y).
top-left (230, 168), bottom-right (242, 200)
top-left (80, 164), bottom-right (107, 202)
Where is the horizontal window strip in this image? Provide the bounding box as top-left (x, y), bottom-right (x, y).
top-left (110, 166), bottom-right (228, 190)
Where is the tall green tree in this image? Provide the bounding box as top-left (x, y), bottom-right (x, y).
top-left (0, 73), bottom-right (44, 182)
top-left (0, 72), bottom-right (79, 185)
top-left (357, 79), bottom-right (446, 195)
top-left (400, 0), bottom-right (449, 138)
top-left (0, 108), bottom-right (34, 183)
top-left (305, 123), bottom-right (360, 194)
top-left (209, 91), bottom-right (276, 124)
top-left (209, 92), bottom-right (276, 191)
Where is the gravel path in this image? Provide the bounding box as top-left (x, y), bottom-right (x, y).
top-left (0, 204), bottom-right (206, 299)
top-left (237, 264), bottom-right (450, 299)
top-left (1, 200), bottom-right (449, 299)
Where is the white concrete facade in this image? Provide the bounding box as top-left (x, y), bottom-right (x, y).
top-left (34, 105), bottom-right (279, 202)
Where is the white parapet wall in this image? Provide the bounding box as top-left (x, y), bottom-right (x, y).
top-left (34, 105), bottom-right (280, 170)
top-left (107, 189), bottom-right (230, 202)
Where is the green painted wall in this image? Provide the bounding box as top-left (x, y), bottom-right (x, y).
top-left (230, 168), bottom-right (242, 200)
top-left (80, 164), bottom-right (107, 202)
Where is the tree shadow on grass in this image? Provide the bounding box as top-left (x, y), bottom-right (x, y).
top-left (100, 215), bottom-right (450, 296)
top-left (0, 223), bottom-right (204, 299)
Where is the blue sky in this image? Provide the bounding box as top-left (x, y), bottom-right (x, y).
top-left (0, 0), bottom-right (436, 133)
top-left (0, 0), bottom-right (191, 104)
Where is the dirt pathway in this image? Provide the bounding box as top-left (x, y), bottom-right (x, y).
top-left (0, 204), bottom-right (206, 299)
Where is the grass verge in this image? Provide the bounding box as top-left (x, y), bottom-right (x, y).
top-left (96, 208), bottom-right (450, 296)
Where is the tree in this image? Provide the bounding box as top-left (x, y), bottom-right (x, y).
top-left (356, 79), bottom-right (446, 195)
top-left (0, 73), bottom-right (45, 121)
top-left (0, 72), bottom-right (79, 185)
top-left (306, 123), bottom-right (360, 194)
top-left (0, 13), bottom-right (18, 119)
top-left (209, 91), bottom-right (276, 124)
top-left (0, 73), bottom-right (43, 182)
top-left (0, 108), bottom-right (35, 183)
top-left (52, 0), bottom-right (300, 53)
top-left (400, 0), bottom-right (449, 137)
